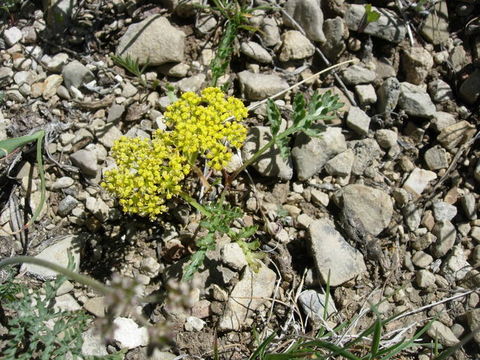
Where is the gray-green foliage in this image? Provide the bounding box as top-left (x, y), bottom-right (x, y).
top-left (182, 200), bottom-right (261, 281)
top-left (0, 268), bottom-right (90, 360)
top-left (267, 90), bottom-right (343, 160)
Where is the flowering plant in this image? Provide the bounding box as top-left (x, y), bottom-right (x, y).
top-left (102, 87), bottom-right (248, 219)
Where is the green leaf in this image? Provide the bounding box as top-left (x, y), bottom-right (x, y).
top-left (267, 99), bottom-right (282, 136)
top-left (293, 92), bottom-right (306, 127)
top-left (196, 233), bottom-right (216, 250)
top-left (275, 136), bottom-right (290, 160)
top-left (183, 250), bottom-right (207, 281)
top-left (364, 4), bottom-right (380, 23)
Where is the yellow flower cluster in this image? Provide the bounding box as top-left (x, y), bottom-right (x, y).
top-left (165, 87), bottom-right (248, 170)
top-left (102, 87), bottom-right (248, 219)
top-left (102, 132), bottom-right (190, 219)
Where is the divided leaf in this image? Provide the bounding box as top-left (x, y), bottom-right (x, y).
top-left (267, 99), bottom-right (282, 136)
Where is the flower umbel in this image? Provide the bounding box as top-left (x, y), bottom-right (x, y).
top-left (102, 87), bottom-right (248, 219)
top-left (165, 87), bottom-right (248, 170)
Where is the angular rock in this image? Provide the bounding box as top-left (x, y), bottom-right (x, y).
top-left (416, 269), bottom-right (436, 288)
top-left (261, 17), bottom-right (281, 47)
top-left (432, 111), bottom-right (456, 132)
top-left (324, 149), bottom-right (354, 177)
top-left (441, 245), bottom-right (471, 282)
top-left (62, 61), bottom-right (95, 90)
top-left (355, 84), bottom-right (377, 105)
top-left (437, 121), bottom-right (475, 150)
top-left (348, 139), bottom-right (382, 176)
top-left (218, 264), bottom-right (276, 331)
top-left (431, 220), bottom-right (457, 258)
top-left (420, 0), bottom-right (449, 45)
top-left (240, 41), bottom-right (273, 64)
top-left (403, 168), bottom-right (437, 197)
top-left (113, 317), bottom-right (149, 349)
top-left (466, 309), bottom-right (480, 345)
top-left (346, 106), bottom-right (370, 136)
top-left (432, 201), bottom-right (457, 222)
top-left (21, 235), bottom-right (83, 279)
top-left (283, 0), bottom-right (326, 43)
top-left (339, 184), bottom-right (393, 236)
top-left (116, 15), bottom-right (185, 66)
top-left (308, 219), bottom-right (366, 286)
top-left (82, 328), bottom-right (108, 357)
top-left (428, 79), bottom-right (454, 103)
top-left (4, 27), bottom-right (22, 46)
top-left (412, 251), bottom-right (433, 268)
top-left (279, 30), bottom-right (315, 62)
top-left (242, 126), bottom-right (294, 180)
top-left (298, 289), bottom-right (337, 325)
top-left (402, 46), bottom-right (434, 85)
top-left (398, 82), bottom-right (436, 118)
top-left (424, 145), bottom-right (448, 170)
top-left (41, 53), bottom-right (69, 73)
top-left (320, 17), bottom-right (346, 60)
top-left (342, 64), bottom-right (376, 86)
top-left (97, 125), bottom-right (123, 149)
top-left (292, 127), bottom-right (347, 180)
top-left (43, 74), bottom-right (63, 99)
top-left (58, 195), bottom-right (79, 217)
top-left (460, 193), bottom-right (477, 220)
top-left (375, 129), bottom-right (397, 149)
top-left (345, 4), bottom-right (406, 43)
top-left (427, 321), bottom-right (459, 347)
top-left (377, 77), bottom-right (400, 114)
top-left (459, 69), bottom-right (480, 105)
top-left (70, 149), bottom-right (98, 176)
top-left (176, 74), bottom-right (206, 93)
top-left (84, 297), bottom-right (106, 317)
top-left (238, 71), bottom-right (289, 100)
top-left (221, 243), bottom-right (248, 271)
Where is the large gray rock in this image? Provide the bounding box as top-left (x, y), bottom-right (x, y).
top-left (279, 30), bottom-right (315, 62)
top-left (21, 235), bottom-right (84, 279)
top-left (320, 17), bottom-right (347, 60)
top-left (308, 219), bottom-right (366, 286)
top-left (342, 64), bottom-right (376, 86)
top-left (345, 4), bottom-right (406, 43)
top-left (346, 106), bottom-right (370, 136)
top-left (116, 15), bottom-right (185, 66)
top-left (292, 127), bottom-right (347, 180)
top-left (348, 139), bottom-right (382, 176)
top-left (238, 71), bottom-right (289, 100)
top-left (427, 321), bottom-right (459, 347)
top-left (466, 309), bottom-right (480, 345)
top-left (431, 220), bottom-right (457, 258)
top-left (420, 0), bottom-right (449, 45)
top-left (70, 149), bottom-right (98, 176)
top-left (240, 41), bottom-right (273, 64)
top-left (283, 0), bottom-right (326, 43)
top-left (298, 289), bottom-right (337, 326)
top-left (62, 61), bottom-right (94, 90)
top-left (402, 46), bottom-right (434, 85)
top-left (398, 82), bottom-right (436, 118)
top-left (338, 184), bottom-right (393, 236)
top-left (242, 126), bottom-right (293, 180)
top-left (377, 77), bottom-right (401, 114)
top-left (218, 265), bottom-right (276, 331)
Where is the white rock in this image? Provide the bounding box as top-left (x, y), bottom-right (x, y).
top-left (427, 321), bottom-right (459, 347)
top-left (82, 328), bottom-right (108, 356)
top-left (238, 71), bottom-right (289, 100)
top-left (116, 15), bottom-right (185, 66)
top-left (279, 30), bottom-right (315, 62)
top-left (403, 168), bottom-right (437, 197)
top-left (416, 269), bottom-right (436, 288)
top-left (54, 294), bottom-right (81, 312)
top-left (308, 218), bottom-right (366, 286)
top-left (4, 27), bottom-right (23, 46)
top-left (355, 84), bottom-right (377, 105)
top-left (283, 0), bottom-right (326, 43)
top-left (432, 201), bottom-right (457, 222)
top-left (113, 317), bottom-right (149, 349)
top-left (240, 41), bottom-right (272, 64)
top-left (218, 265), bottom-right (276, 331)
top-left (41, 53), bottom-right (69, 73)
top-left (43, 74), bottom-right (63, 99)
top-left (21, 235), bottom-right (84, 279)
top-left (346, 106), bottom-right (370, 136)
top-left (324, 149), bottom-right (354, 177)
top-left (184, 316), bottom-right (206, 331)
top-left (402, 46), bottom-right (434, 85)
top-left (221, 242), bottom-right (248, 271)
top-left (375, 129), bottom-right (397, 149)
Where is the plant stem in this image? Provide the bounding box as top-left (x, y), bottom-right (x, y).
top-left (179, 191), bottom-right (211, 216)
top-left (231, 128), bottom-right (295, 180)
top-left (0, 256), bottom-right (114, 295)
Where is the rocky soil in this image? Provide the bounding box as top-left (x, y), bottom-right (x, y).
top-left (0, 0), bottom-right (479, 359)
